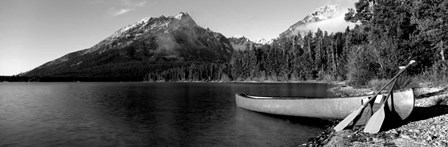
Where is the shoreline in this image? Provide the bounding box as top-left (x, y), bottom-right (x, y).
top-left (305, 83), bottom-right (448, 146)
top-left (3, 78), bottom-right (346, 85)
top-left (145, 80), bottom-right (348, 86)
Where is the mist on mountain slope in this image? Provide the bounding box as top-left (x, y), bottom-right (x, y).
top-left (300, 11), bottom-right (356, 34)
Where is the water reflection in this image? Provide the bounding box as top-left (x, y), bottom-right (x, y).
top-left (233, 108), bottom-right (331, 147)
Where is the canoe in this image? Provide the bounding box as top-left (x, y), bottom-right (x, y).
top-left (235, 89), bottom-right (414, 120)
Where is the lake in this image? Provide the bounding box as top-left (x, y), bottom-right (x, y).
top-left (0, 82), bottom-right (335, 146)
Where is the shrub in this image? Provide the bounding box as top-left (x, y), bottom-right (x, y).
top-left (419, 60), bottom-right (448, 85)
top-left (368, 79), bottom-right (389, 92)
top-left (394, 75), bottom-right (418, 90)
top-left (368, 75), bottom-right (417, 93)
top-left (431, 60), bottom-right (448, 80)
top-left (317, 70), bottom-right (336, 82)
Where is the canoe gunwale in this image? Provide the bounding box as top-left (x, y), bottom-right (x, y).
top-left (240, 94), bottom-right (367, 100)
top-left (239, 88), bottom-right (414, 100)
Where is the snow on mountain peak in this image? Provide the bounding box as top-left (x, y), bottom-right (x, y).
top-left (316, 5), bottom-right (340, 13)
top-left (87, 11), bottom-right (212, 55)
top-left (231, 35), bottom-right (245, 38)
top-left (174, 12), bottom-right (190, 20)
top-left (107, 12), bottom-right (195, 40)
top-left (228, 35), bottom-right (272, 45)
top-left (139, 17), bottom-right (152, 24)
top-left (280, 4), bottom-right (356, 38)
top-left (111, 16), bottom-right (154, 37)
top-left (255, 38), bottom-right (273, 45)
top-left (304, 4), bottom-right (343, 23)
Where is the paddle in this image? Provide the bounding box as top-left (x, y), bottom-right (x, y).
top-left (363, 63), bottom-right (415, 133)
top-left (333, 60), bottom-right (415, 132)
top-left (363, 78), bottom-right (397, 133)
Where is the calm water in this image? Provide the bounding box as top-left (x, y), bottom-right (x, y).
top-left (0, 82), bottom-right (335, 146)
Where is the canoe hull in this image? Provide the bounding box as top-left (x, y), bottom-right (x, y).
top-left (235, 89), bottom-right (414, 120)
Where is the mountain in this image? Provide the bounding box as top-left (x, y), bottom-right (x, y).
top-left (254, 38), bottom-right (273, 45)
top-left (228, 36), bottom-right (254, 51)
top-left (24, 12), bottom-right (234, 80)
top-left (280, 5), bottom-right (356, 38)
top-left (228, 36), bottom-right (271, 51)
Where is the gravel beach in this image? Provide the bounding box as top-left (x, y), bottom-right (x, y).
top-left (305, 84), bottom-right (448, 147)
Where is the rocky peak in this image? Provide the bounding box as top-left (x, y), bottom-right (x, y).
top-left (171, 12), bottom-right (197, 26)
top-left (303, 5), bottom-right (342, 23)
top-left (255, 38), bottom-right (273, 45)
top-left (280, 4), bottom-right (354, 38)
top-left (229, 36), bottom-right (250, 42)
top-left (90, 12), bottom-right (199, 52)
top-left (111, 12), bottom-right (195, 36)
top-left (174, 12), bottom-right (190, 19)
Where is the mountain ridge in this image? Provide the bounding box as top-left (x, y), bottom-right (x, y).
top-left (228, 36), bottom-right (271, 51)
top-left (24, 12), bottom-right (234, 79)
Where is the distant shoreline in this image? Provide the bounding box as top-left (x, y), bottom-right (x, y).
top-left (1, 76), bottom-right (345, 85)
top-left (146, 80), bottom-right (344, 84)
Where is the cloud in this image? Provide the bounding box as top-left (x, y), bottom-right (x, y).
top-left (324, 0), bottom-right (358, 9)
top-left (113, 9), bottom-right (132, 16)
top-left (293, 0), bottom-right (360, 33)
top-left (303, 12), bottom-right (358, 33)
top-left (288, 8), bottom-right (359, 35)
top-left (121, 0), bottom-right (147, 7)
top-left (108, 0), bottom-right (148, 16)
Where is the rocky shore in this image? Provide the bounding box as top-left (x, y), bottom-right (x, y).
top-left (304, 84), bottom-right (448, 147)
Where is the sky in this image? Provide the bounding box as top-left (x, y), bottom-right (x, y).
top-left (0, 0), bottom-right (356, 76)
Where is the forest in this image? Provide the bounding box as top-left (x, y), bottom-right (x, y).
top-left (143, 0), bottom-right (448, 86)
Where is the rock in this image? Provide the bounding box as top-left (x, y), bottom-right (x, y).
top-left (387, 129), bottom-right (398, 134)
top-left (442, 140), bottom-right (448, 146)
top-left (431, 135), bottom-right (438, 140)
top-left (400, 134), bottom-right (410, 139)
